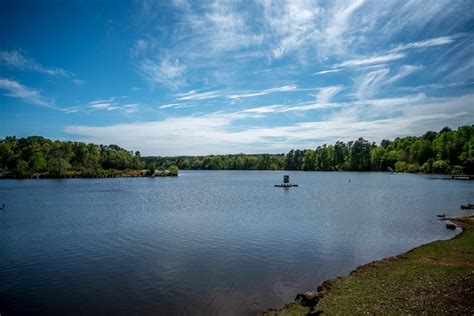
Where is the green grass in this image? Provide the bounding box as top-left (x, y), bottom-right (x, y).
top-left (265, 216), bottom-right (474, 315)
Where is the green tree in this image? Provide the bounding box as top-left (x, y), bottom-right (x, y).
top-left (48, 158), bottom-right (71, 177)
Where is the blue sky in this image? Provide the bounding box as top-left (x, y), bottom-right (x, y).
top-left (1, 0), bottom-right (473, 155)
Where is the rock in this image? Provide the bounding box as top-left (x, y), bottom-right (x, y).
top-left (295, 292), bottom-right (320, 307)
top-left (446, 222), bottom-right (456, 229)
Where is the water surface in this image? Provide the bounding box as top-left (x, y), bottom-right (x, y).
top-left (0, 171), bottom-right (472, 315)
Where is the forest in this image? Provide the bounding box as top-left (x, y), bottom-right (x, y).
top-left (1, 125), bottom-right (473, 178)
top-left (0, 136), bottom-right (148, 178)
top-left (143, 125), bottom-right (473, 175)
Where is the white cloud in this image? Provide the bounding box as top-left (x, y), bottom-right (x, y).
top-left (355, 65), bottom-right (424, 99)
top-left (0, 49), bottom-right (77, 79)
top-left (159, 103), bottom-right (181, 109)
top-left (89, 102), bottom-right (115, 110)
top-left (386, 65), bottom-right (424, 84)
top-left (391, 34), bottom-right (461, 52)
top-left (90, 97), bottom-right (115, 105)
top-left (203, 1), bottom-right (264, 53)
top-left (0, 78), bottom-right (55, 108)
top-left (314, 68), bottom-right (343, 75)
top-left (86, 97), bottom-right (140, 114)
top-left (226, 84), bottom-right (297, 99)
top-left (317, 33), bottom-right (461, 74)
top-left (355, 68), bottom-right (390, 99)
top-left (64, 93), bottom-right (473, 155)
top-left (175, 89), bottom-right (223, 101)
top-left (316, 86), bottom-right (343, 104)
top-left (338, 53), bottom-right (405, 68)
top-left (139, 55), bottom-right (186, 89)
top-left (261, 0), bottom-right (322, 59)
top-left (173, 84), bottom-right (298, 102)
top-left (320, 0), bottom-right (365, 56)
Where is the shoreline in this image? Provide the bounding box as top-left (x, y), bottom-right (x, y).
top-left (0, 170), bottom-right (178, 179)
top-left (264, 215), bottom-right (474, 315)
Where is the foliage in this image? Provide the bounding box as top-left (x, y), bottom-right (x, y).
top-left (432, 160), bottom-right (449, 174)
top-left (0, 136), bottom-right (143, 178)
top-left (1, 125), bottom-right (473, 177)
top-left (168, 165), bottom-right (179, 175)
top-left (147, 162), bottom-right (156, 175)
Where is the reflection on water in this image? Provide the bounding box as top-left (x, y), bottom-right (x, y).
top-left (0, 171), bottom-right (472, 315)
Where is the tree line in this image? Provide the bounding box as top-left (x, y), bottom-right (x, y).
top-left (0, 136), bottom-right (145, 178)
top-left (1, 125), bottom-right (472, 178)
top-left (144, 125), bottom-right (473, 174)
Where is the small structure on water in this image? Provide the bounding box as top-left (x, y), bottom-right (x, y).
top-left (274, 175), bottom-right (298, 187)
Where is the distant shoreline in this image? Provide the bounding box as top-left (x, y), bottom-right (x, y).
top-left (264, 215), bottom-right (474, 315)
top-left (1, 169), bottom-right (471, 180)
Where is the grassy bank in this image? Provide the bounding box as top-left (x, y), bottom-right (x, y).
top-left (265, 216), bottom-right (474, 315)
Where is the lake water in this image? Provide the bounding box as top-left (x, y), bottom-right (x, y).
top-left (0, 171), bottom-right (473, 315)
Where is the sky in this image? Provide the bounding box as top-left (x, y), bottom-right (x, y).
top-left (0, 0), bottom-right (473, 156)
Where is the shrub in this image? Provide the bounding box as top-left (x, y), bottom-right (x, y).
top-left (169, 165), bottom-right (179, 175)
top-left (451, 165), bottom-right (464, 175)
top-left (420, 162), bottom-right (431, 173)
top-left (395, 161), bottom-right (407, 172)
top-left (407, 163), bottom-right (420, 173)
top-left (432, 160), bottom-right (449, 174)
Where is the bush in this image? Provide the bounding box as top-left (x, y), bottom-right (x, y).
top-left (168, 165), bottom-right (179, 175)
top-left (432, 160), bottom-right (449, 174)
top-left (407, 163), bottom-right (420, 173)
top-left (420, 162), bottom-right (431, 173)
top-left (395, 161), bottom-right (407, 172)
top-left (147, 162), bottom-right (156, 175)
top-left (451, 165), bottom-right (464, 175)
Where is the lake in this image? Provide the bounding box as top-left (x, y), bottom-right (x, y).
top-left (0, 171), bottom-right (473, 315)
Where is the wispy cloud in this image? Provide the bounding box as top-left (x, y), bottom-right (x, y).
top-left (318, 33), bottom-right (462, 74)
top-left (90, 97), bottom-right (116, 105)
top-left (386, 65), bottom-right (424, 84)
top-left (0, 49), bottom-right (79, 81)
top-left (139, 55), bottom-right (186, 89)
top-left (0, 78), bottom-right (55, 108)
top-left (390, 34), bottom-right (462, 52)
top-left (175, 89), bottom-right (223, 102)
top-left (159, 103), bottom-right (181, 109)
top-left (226, 84), bottom-right (297, 99)
top-left (65, 92), bottom-right (473, 155)
top-left (355, 68), bottom-right (390, 99)
top-left (316, 86), bottom-right (343, 104)
top-left (355, 65), bottom-right (423, 99)
top-left (314, 68), bottom-right (343, 75)
top-left (173, 84), bottom-right (298, 102)
top-left (338, 53), bottom-right (405, 68)
top-left (87, 97), bottom-right (140, 114)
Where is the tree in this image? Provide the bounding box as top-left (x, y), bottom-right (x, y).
top-left (48, 158), bottom-right (71, 177)
top-left (432, 160), bottom-right (449, 174)
top-left (169, 165), bottom-right (179, 175)
top-left (15, 160), bottom-right (30, 177)
top-left (147, 162), bottom-right (156, 175)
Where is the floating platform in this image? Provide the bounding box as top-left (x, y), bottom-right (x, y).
top-left (275, 175), bottom-right (298, 187)
top-left (274, 183), bottom-right (298, 187)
